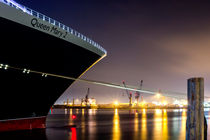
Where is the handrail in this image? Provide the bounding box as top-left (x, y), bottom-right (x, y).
top-left (0, 0), bottom-right (107, 55)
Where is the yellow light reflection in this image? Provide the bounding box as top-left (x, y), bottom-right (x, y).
top-left (162, 109), bottom-right (168, 140)
top-left (69, 109), bottom-right (73, 126)
top-left (134, 111), bottom-right (139, 139)
top-left (179, 109), bottom-right (187, 140)
top-left (82, 108), bottom-right (84, 115)
top-left (163, 109), bottom-right (166, 114)
top-left (153, 109), bottom-right (168, 140)
top-left (141, 109), bottom-right (147, 140)
top-left (156, 109), bottom-right (162, 115)
top-left (70, 109), bottom-right (72, 115)
top-left (89, 109), bottom-right (93, 115)
top-left (88, 109), bottom-right (96, 140)
top-left (65, 109), bottom-right (67, 114)
top-left (93, 109), bottom-right (97, 115)
top-left (142, 108), bottom-right (146, 114)
top-left (112, 109), bottom-right (120, 140)
top-left (153, 109), bottom-right (162, 139)
top-left (115, 109), bottom-right (118, 115)
top-left (81, 109), bottom-right (86, 140)
top-left (76, 109), bottom-right (79, 114)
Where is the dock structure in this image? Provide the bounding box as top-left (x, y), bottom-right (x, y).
top-left (186, 77), bottom-right (207, 140)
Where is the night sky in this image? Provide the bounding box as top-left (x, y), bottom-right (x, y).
top-left (17, 0), bottom-right (210, 104)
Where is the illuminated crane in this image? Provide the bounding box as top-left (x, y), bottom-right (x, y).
top-left (81, 88), bottom-right (90, 107)
top-left (122, 81), bottom-right (132, 107)
top-left (85, 88), bottom-right (90, 106)
top-left (135, 80), bottom-right (143, 106)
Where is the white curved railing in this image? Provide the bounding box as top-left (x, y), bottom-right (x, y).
top-left (0, 0), bottom-right (107, 55)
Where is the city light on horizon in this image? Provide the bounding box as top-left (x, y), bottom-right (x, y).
top-left (114, 101), bottom-right (119, 106)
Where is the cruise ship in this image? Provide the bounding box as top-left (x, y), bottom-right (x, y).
top-left (0, 0), bottom-right (106, 131)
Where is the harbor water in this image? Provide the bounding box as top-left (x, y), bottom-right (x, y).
top-left (1, 108), bottom-right (210, 140)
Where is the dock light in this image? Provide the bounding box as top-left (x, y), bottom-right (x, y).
top-left (140, 101), bottom-right (146, 107)
top-left (155, 109), bottom-right (162, 114)
top-left (156, 93), bottom-right (161, 98)
top-left (114, 101), bottom-right (119, 106)
top-left (179, 104), bottom-right (183, 107)
top-left (182, 101), bottom-right (188, 106)
top-left (142, 109), bottom-right (146, 114)
top-left (72, 114), bottom-right (76, 119)
top-left (173, 100), bottom-right (179, 105)
top-left (162, 101), bottom-right (167, 106)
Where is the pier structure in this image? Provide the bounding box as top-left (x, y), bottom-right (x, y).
top-left (186, 77), bottom-right (207, 140)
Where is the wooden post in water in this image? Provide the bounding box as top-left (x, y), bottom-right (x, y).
top-left (186, 77), bottom-right (205, 140)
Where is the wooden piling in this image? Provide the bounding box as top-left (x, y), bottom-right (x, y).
top-left (186, 77), bottom-right (204, 140)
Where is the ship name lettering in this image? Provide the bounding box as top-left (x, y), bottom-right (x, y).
top-left (31, 18), bottom-right (50, 31)
top-left (31, 18), bottom-right (66, 38)
top-left (50, 27), bottom-right (63, 37)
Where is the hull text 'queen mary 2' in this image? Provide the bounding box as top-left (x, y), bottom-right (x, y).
top-left (0, 0), bottom-right (106, 131)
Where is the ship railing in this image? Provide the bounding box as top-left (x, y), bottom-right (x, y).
top-left (1, 0), bottom-right (107, 55)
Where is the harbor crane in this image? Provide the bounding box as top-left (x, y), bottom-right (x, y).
top-left (85, 88), bottom-right (90, 106)
top-left (81, 88), bottom-right (90, 107)
top-left (135, 80), bottom-right (143, 106)
top-left (122, 81), bottom-right (132, 107)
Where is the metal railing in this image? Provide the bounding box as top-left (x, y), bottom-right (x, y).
top-left (1, 0), bottom-right (107, 54)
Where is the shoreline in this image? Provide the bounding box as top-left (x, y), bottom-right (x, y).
top-left (52, 104), bottom-right (188, 109)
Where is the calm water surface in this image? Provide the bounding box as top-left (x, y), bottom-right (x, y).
top-left (1, 108), bottom-right (210, 140)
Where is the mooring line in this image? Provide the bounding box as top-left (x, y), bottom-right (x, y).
top-left (1, 64), bottom-right (210, 100)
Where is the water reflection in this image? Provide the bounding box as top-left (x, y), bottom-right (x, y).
top-left (179, 109), bottom-right (187, 139)
top-left (153, 109), bottom-right (168, 140)
top-left (0, 129), bottom-right (48, 140)
top-left (71, 127), bottom-right (77, 140)
top-left (153, 109), bottom-right (162, 139)
top-left (134, 111), bottom-right (139, 132)
top-left (141, 109), bottom-right (147, 140)
top-left (88, 109), bottom-right (97, 140)
top-left (112, 109), bottom-right (121, 140)
top-left (76, 109), bottom-right (79, 114)
top-left (162, 109), bottom-right (168, 140)
top-left (82, 109), bottom-right (85, 116)
top-left (89, 109), bottom-right (93, 115)
top-left (69, 109), bottom-right (73, 126)
top-left (81, 109), bottom-right (86, 140)
top-left (1, 109), bottom-right (200, 140)
top-left (70, 108), bottom-right (73, 115)
top-left (134, 111), bottom-right (139, 139)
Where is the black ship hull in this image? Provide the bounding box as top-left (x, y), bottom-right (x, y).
top-left (0, 6), bottom-right (104, 130)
